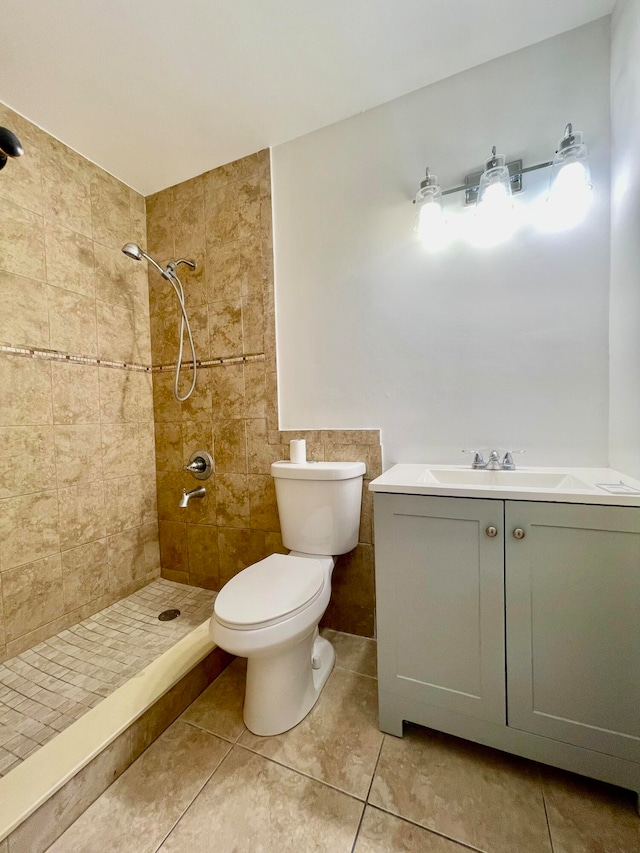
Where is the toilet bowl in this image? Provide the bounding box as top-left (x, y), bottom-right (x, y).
top-left (209, 460), bottom-right (365, 736)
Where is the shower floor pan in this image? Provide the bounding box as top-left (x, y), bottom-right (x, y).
top-left (0, 579), bottom-right (227, 847)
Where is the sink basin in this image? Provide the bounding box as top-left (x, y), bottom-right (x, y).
top-left (424, 469), bottom-right (590, 489)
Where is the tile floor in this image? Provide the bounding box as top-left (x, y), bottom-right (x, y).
top-left (46, 628), bottom-right (639, 852)
top-left (0, 579), bottom-right (216, 776)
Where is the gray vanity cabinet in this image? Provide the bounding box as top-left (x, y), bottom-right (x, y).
top-left (374, 494), bottom-right (506, 725)
top-left (374, 492), bottom-right (640, 797)
top-left (505, 501), bottom-right (640, 763)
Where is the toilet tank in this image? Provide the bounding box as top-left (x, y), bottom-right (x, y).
top-left (271, 461), bottom-right (366, 556)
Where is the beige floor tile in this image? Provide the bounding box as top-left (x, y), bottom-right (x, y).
top-left (47, 721), bottom-right (230, 853)
top-left (159, 745), bottom-right (363, 853)
top-left (354, 806), bottom-right (470, 852)
top-left (369, 726), bottom-right (551, 853)
top-left (239, 666), bottom-right (384, 799)
top-left (542, 768), bottom-right (640, 853)
top-left (321, 627), bottom-right (377, 678)
top-left (180, 657), bottom-right (247, 742)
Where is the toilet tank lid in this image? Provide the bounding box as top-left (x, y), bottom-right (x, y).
top-left (271, 461), bottom-right (366, 480)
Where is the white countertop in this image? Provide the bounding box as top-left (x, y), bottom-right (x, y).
top-left (369, 464), bottom-right (640, 507)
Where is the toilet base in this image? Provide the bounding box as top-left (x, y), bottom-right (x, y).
top-left (243, 630), bottom-right (335, 736)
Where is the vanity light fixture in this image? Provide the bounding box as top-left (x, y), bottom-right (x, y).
top-left (414, 122), bottom-right (592, 246)
top-left (413, 168), bottom-right (449, 251)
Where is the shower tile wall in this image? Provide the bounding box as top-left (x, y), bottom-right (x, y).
top-left (0, 103), bottom-right (160, 663)
top-left (146, 152), bottom-right (380, 637)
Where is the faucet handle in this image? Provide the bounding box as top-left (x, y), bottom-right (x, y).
top-left (462, 449), bottom-right (485, 469)
top-left (502, 449), bottom-right (525, 470)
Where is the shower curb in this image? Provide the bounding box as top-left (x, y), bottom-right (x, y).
top-left (0, 623), bottom-right (232, 853)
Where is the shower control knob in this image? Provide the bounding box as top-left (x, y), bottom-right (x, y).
top-left (513, 528), bottom-right (526, 540)
top-left (183, 449), bottom-right (214, 481)
top-left (486, 526), bottom-right (498, 538)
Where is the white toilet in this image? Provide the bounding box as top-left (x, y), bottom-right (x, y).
top-left (209, 459), bottom-right (365, 736)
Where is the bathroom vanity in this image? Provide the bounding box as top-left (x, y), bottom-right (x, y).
top-left (370, 464), bottom-right (640, 799)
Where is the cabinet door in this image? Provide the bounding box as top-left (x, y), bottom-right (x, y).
top-left (374, 494), bottom-right (505, 723)
top-left (506, 501), bottom-right (640, 762)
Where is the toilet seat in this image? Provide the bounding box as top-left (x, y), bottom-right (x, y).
top-left (214, 554), bottom-right (325, 630)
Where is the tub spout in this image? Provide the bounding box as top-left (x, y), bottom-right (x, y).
top-left (179, 486), bottom-right (206, 508)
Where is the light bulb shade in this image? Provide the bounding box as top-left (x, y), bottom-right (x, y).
top-left (473, 152), bottom-right (515, 246)
top-left (546, 127), bottom-right (591, 229)
top-left (414, 174), bottom-right (449, 251)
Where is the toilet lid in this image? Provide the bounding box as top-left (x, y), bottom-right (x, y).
top-left (214, 554), bottom-right (325, 630)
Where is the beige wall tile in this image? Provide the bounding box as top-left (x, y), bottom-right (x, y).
top-left (2, 553), bottom-right (63, 641)
top-left (101, 423), bottom-right (139, 480)
top-left (61, 538), bottom-right (110, 611)
top-left (146, 189), bottom-right (174, 258)
top-left (58, 482), bottom-right (107, 550)
top-left (52, 362), bottom-right (100, 424)
top-left (142, 521), bottom-right (161, 573)
top-left (44, 220), bottom-right (95, 298)
top-left (159, 520), bottom-right (188, 575)
top-left (182, 421), bottom-right (214, 466)
top-left (0, 426), bottom-right (56, 498)
top-left (94, 242), bottom-right (137, 310)
top-left (213, 418), bottom-right (247, 473)
top-left (209, 299), bottom-right (243, 357)
top-left (323, 544), bottom-right (375, 638)
top-left (156, 470), bottom-right (188, 523)
top-left (90, 170), bottom-right (131, 250)
top-left (108, 527), bottom-right (146, 589)
top-left (359, 484), bottom-right (373, 545)
top-left (247, 418), bottom-right (283, 474)
top-left (187, 303), bottom-right (211, 360)
top-left (179, 369), bottom-right (211, 422)
top-left (155, 421), bottom-right (184, 472)
top-left (0, 490), bottom-right (59, 570)
top-left (0, 355), bottom-right (52, 426)
top-left (137, 422), bottom-right (156, 475)
top-left (204, 182), bottom-right (242, 245)
top-left (243, 362), bottom-right (266, 418)
top-left (55, 424), bottom-right (103, 487)
top-left (0, 572), bottom-right (4, 652)
top-left (218, 527), bottom-right (266, 583)
top-left (96, 300), bottom-right (136, 362)
top-left (98, 367), bottom-right (138, 423)
top-left (0, 270), bottom-right (49, 347)
top-left (241, 293), bottom-right (264, 354)
top-left (130, 189), bottom-right (147, 250)
top-left (153, 371), bottom-right (182, 423)
top-left (324, 445), bottom-right (370, 476)
top-left (134, 371), bottom-right (154, 422)
top-left (173, 175), bottom-right (206, 258)
top-left (216, 473), bottom-right (250, 528)
top-left (248, 474), bottom-right (280, 532)
top-left (186, 524), bottom-right (219, 584)
top-left (0, 197), bottom-right (45, 282)
top-left (206, 238), bottom-right (263, 303)
top-left (210, 363), bottom-right (245, 418)
top-left (48, 285), bottom-right (98, 355)
top-left (41, 136), bottom-right (93, 238)
top-left (104, 476), bottom-right (143, 535)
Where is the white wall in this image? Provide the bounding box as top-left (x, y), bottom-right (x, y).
top-left (273, 20), bottom-right (611, 467)
top-left (609, 0), bottom-right (640, 480)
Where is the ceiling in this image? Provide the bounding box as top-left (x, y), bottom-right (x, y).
top-left (1, 0), bottom-right (614, 195)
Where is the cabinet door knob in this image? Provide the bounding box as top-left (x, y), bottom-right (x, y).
top-left (513, 528), bottom-right (526, 540)
top-left (486, 526), bottom-right (498, 537)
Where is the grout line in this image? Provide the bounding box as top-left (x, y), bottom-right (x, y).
top-left (541, 772), bottom-right (556, 853)
top-left (150, 735), bottom-right (235, 853)
top-left (233, 739), bottom-right (369, 805)
top-left (350, 737), bottom-right (385, 853)
top-left (364, 804), bottom-right (486, 853)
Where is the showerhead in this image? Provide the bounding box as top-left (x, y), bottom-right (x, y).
top-left (121, 242), bottom-right (144, 261)
top-left (0, 126), bottom-right (24, 171)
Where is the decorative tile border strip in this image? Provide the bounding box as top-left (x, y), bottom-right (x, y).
top-left (0, 345), bottom-right (266, 373)
top-left (0, 344), bottom-right (150, 372)
top-left (152, 353), bottom-right (265, 371)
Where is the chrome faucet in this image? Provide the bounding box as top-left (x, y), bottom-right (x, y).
top-left (462, 449), bottom-right (525, 470)
top-left (179, 486), bottom-right (206, 508)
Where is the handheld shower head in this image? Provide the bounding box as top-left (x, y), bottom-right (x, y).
top-left (0, 126), bottom-right (24, 171)
top-left (121, 242), bottom-right (144, 261)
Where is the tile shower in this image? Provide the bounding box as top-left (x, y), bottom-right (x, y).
top-left (0, 97), bottom-right (382, 834)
